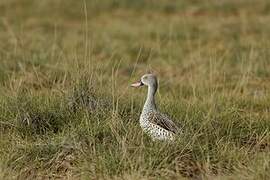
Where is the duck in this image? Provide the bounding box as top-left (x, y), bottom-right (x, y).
top-left (131, 74), bottom-right (179, 141)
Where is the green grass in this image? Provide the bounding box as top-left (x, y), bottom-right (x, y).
top-left (0, 0), bottom-right (270, 179)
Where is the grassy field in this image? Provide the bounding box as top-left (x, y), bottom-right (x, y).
top-left (1, 0), bottom-right (270, 179)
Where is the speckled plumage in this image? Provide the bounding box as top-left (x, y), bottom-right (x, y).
top-left (132, 74), bottom-right (179, 141)
top-left (140, 109), bottom-right (176, 141)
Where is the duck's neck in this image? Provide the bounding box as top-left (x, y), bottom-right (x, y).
top-left (143, 85), bottom-right (157, 111)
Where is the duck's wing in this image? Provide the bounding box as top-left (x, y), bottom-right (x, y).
top-left (149, 111), bottom-right (179, 134)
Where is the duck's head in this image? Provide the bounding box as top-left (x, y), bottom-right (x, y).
top-left (131, 74), bottom-right (158, 88)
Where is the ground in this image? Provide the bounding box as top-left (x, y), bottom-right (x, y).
top-left (0, 0), bottom-right (270, 179)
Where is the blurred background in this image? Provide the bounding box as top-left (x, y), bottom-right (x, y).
top-left (1, 0), bottom-right (270, 96)
top-left (1, 0), bottom-right (270, 84)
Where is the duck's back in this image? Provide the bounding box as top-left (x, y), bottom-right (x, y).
top-left (140, 110), bottom-right (178, 140)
